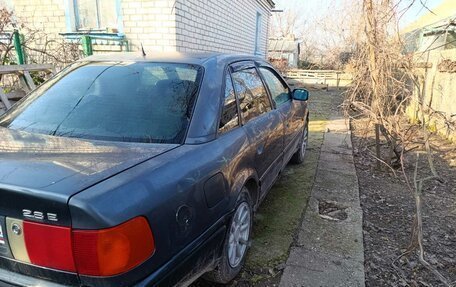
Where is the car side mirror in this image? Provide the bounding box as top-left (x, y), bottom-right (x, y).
top-left (292, 89), bottom-right (309, 101)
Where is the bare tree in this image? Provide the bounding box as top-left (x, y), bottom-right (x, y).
top-left (0, 7), bottom-right (81, 88)
top-left (269, 9), bottom-right (304, 39)
top-left (344, 0), bottom-right (453, 285)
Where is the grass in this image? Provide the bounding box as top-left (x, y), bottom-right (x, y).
top-left (241, 90), bottom-right (335, 282)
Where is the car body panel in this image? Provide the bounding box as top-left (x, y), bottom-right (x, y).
top-left (256, 63), bottom-right (308, 165)
top-left (0, 52), bottom-right (308, 287)
top-left (67, 126), bottom-right (260, 286)
top-left (282, 99), bottom-right (308, 164)
top-left (0, 127), bottom-right (178, 192)
top-left (0, 127), bottom-right (178, 228)
top-left (242, 110), bottom-right (284, 196)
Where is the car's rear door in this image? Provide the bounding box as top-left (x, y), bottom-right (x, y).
top-left (258, 66), bottom-right (306, 164)
top-left (230, 62), bottom-right (283, 196)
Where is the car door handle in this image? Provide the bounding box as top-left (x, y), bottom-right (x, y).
top-left (257, 144), bottom-right (265, 155)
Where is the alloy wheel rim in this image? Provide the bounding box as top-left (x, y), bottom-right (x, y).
top-left (227, 202), bottom-right (251, 268)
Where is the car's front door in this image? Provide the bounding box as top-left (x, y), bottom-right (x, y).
top-left (230, 62), bottom-right (283, 196)
top-left (258, 66), bottom-right (306, 164)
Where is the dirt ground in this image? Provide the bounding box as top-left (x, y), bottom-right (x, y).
top-left (351, 117), bottom-right (456, 287)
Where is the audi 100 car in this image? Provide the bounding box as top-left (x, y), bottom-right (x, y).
top-left (0, 53), bottom-right (309, 287)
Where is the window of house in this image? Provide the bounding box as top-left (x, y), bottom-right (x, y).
top-left (75, 0), bottom-right (118, 31)
top-left (231, 68), bottom-right (271, 124)
top-left (219, 73), bottom-right (239, 134)
top-left (254, 12), bottom-right (262, 55)
top-left (259, 67), bottom-right (291, 106)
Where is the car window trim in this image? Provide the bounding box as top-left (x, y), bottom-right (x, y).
top-left (229, 61), bottom-right (256, 73)
top-left (254, 65), bottom-right (277, 110)
top-left (217, 67), bottom-right (242, 137)
top-left (229, 64), bottom-right (247, 126)
top-left (229, 64), bottom-right (274, 126)
top-left (258, 64), bottom-right (292, 90)
top-left (258, 66), bottom-right (292, 108)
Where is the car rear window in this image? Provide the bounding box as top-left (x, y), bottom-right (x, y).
top-left (0, 61), bottom-right (203, 144)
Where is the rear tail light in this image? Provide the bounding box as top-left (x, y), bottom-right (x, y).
top-left (6, 217), bottom-right (154, 277)
top-left (73, 217), bottom-right (155, 276)
top-left (23, 221), bottom-right (76, 272)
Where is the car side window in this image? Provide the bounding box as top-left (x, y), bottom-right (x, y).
top-left (219, 73), bottom-right (240, 134)
top-left (259, 67), bottom-right (291, 106)
top-left (231, 67), bottom-right (272, 124)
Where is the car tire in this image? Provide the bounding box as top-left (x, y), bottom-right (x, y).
top-left (290, 122), bottom-right (309, 164)
top-left (203, 188), bottom-right (253, 284)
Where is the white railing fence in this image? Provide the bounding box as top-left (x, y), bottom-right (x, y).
top-left (284, 69), bottom-right (353, 89)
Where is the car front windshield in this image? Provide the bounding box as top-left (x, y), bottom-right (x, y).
top-left (0, 61), bottom-right (203, 144)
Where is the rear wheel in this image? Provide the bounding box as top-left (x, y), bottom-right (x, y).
top-left (290, 123), bottom-right (309, 164)
top-left (204, 188), bottom-right (253, 284)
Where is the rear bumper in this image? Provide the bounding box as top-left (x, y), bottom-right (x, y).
top-left (0, 255), bottom-right (78, 287)
top-left (136, 224), bottom-right (226, 287)
top-left (0, 267), bottom-right (67, 287)
top-left (0, 214), bottom-right (230, 287)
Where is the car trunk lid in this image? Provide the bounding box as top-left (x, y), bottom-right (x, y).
top-left (0, 127), bottom-right (178, 223)
top-left (0, 127), bottom-right (177, 282)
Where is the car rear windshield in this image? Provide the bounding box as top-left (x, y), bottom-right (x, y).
top-left (0, 61), bottom-right (203, 144)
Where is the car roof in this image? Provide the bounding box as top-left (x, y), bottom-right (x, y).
top-left (81, 52), bottom-right (267, 66)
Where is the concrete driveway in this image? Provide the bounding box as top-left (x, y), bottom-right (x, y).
top-left (195, 89), bottom-right (365, 286)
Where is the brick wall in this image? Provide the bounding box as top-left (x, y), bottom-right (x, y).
top-left (5, 0), bottom-right (272, 56)
top-left (174, 0), bottom-right (271, 56)
top-left (122, 0), bottom-right (272, 55)
top-left (121, 0), bottom-right (177, 52)
top-left (9, 0), bottom-right (66, 38)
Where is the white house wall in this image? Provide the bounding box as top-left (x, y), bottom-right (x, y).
top-left (121, 0), bottom-right (178, 52)
top-left (5, 0), bottom-right (272, 56)
top-left (174, 0), bottom-right (270, 56)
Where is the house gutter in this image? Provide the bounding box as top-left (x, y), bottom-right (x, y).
top-left (256, 0), bottom-right (275, 14)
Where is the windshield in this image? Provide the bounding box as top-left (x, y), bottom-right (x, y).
top-left (0, 61), bottom-right (203, 144)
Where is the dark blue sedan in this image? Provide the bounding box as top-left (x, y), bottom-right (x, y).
top-left (0, 53), bottom-right (309, 287)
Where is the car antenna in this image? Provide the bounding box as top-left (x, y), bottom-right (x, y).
top-left (141, 43), bottom-right (146, 57)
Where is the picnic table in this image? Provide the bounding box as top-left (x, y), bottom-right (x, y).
top-left (0, 64), bottom-right (55, 110)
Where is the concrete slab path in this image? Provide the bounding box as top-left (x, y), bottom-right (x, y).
top-left (279, 110), bottom-right (365, 287)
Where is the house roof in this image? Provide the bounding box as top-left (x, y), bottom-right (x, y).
top-left (266, 0), bottom-right (275, 8)
top-left (268, 38), bottom-right (299, 52)
top-left (256, 0), bottom-right (275, 11)
top-left (403, 0), bottom-right (456, 33)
